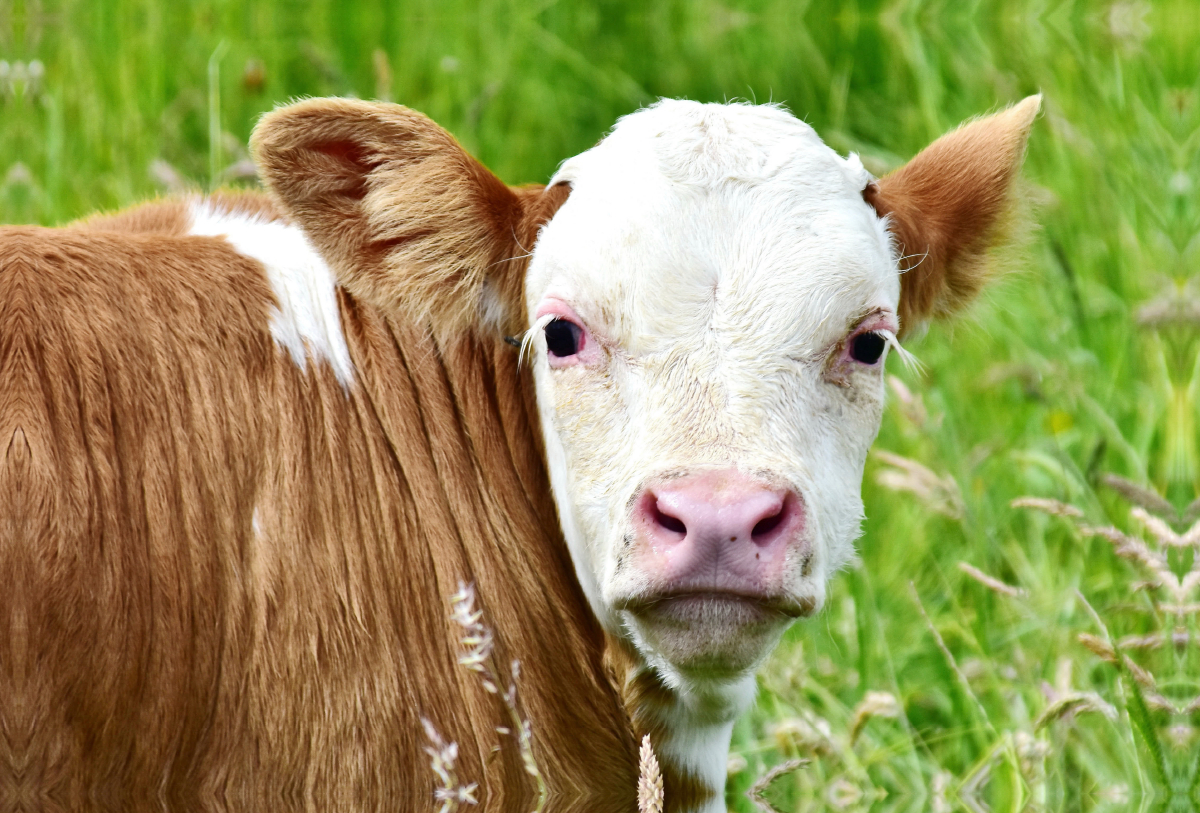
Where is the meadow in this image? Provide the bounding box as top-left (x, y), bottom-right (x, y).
top-left (2, 0), bottom-right (1198, 810)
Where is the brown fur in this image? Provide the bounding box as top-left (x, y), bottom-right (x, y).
top-left (864, 95), bottom-right (1041, 333)
top-left (0, 107), bottom-right (639, 812)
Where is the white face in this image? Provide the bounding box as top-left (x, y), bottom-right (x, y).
top-left (525, 101), bottom-right (901, 685)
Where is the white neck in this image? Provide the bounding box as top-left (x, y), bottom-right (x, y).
top-left (653, 671), bottom-right (757, 813)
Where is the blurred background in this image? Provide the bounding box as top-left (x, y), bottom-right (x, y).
top-left (2, 1), bottom-right (1197, 811)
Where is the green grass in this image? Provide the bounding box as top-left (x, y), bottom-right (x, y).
top-left (3, 0), bottom-right (1198, 810)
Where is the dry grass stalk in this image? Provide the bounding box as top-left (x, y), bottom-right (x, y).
top-left (1117, 632), bottom-right (1165, 650)
top-left (1102, 474), bottom-right (1200, 532)
top-left (1134, 286), bottom-right (1200, 329)
top-left (824, 777), bottom-right (864, 809)
top-left (1131, 507), bottom-right (1200, 548)
top-left (1018, 481), bottom-right (1200, 773)
top-left (874, 451), bottom-right (964, 519)
top-left (1009, 496), bottom-right (1084, 518)
top-left (746, 759), bottom-right (809, 813)
top-left (886, 375), bottom-right (929, 428)
top-left (1143, 691), bottom-right (1180, 713)
top-left (422, 718), bottom-right (479, 813)
top-left (1077, 631), bottom-right (1115, 661)
top-left (957, 561), bottom-right (1026, 598)
top-left (1186, 497), bottom-right (1200, 525)
top-left (637, 735), bottom-right (664, 813)
top-left (848, 691), bottom-right (901, 745)
top-left (1013, 730), bottom-right (1051, 784)
top-left (1077, 632), bottom-right (1160, 690)
top-left (910, 582), bottom-right (995, 735)
top-left (1033, 692), bottom-right (1118, 730)
top-left (767, 713), bottom-right (834, 756)
top-left (1100, 474), bottom-right (1178, 522)
top-left (1036, 657), bottom-right (1117, 729)
top-left (1116, 629), bottom-right (1190, 651)
top-left (449, 582), bottom-right (546, 808)
top-left (930, 770), bottom-right (954, 813)
top-left (1079, 524), bottom-right (1165, 571)
top-left (1075, 516), bottom-right (1200, 610)
top-left (1072, 597), bottom-right (1171, 716)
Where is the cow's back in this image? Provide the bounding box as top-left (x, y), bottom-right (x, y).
top-left (0, 200), bottom-right (639, 812)
top-left (1, 213), bottom-right (276, 810)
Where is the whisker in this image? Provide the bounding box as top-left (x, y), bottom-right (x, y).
top-left (510, 225), bottom-right (532, 257)
top-left (487, 250), bottom-right (534, 271)
top-left (878, 329), bottom-right (923, 373)
top-left (897, 250), bottom-right (929, 274)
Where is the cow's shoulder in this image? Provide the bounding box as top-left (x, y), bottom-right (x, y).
top-left (14, 192), bottom-right (356, 390)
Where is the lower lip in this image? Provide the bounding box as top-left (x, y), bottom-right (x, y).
top-left (636, 593), bottom-right (791, 625)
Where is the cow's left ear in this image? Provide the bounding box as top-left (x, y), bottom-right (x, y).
top-left (251, 98), bottom-right (568, 335)
top-left (864, 95), bottom-right (1041, 334)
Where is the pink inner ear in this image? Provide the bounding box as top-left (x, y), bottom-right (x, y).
top-left (317, 139), bottom-right (368, 169)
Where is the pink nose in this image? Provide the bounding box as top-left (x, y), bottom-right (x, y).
top-left (632, 469), bottom-right (804, 593)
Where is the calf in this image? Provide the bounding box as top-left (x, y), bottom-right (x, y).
top-left (0, 95), bottom-right (1038, 813)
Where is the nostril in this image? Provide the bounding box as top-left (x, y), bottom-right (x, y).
top-left (651, 499), bottom-right (687, 536)
top-left (750, 494), bottom-right (795, 545)
top-left (751, 509), bottom-right (784, 540)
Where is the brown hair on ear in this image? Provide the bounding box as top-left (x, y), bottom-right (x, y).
top-left (864, 95), bottom-right (1041, 334)
top-left (251, 98), bottom-right (568, 336)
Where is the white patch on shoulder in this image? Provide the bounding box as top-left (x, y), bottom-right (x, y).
top-left (189, 201), bottom-right (355, 389)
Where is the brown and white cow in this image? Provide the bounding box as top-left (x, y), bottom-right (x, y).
top-left (0, 95), bottom-right (1039, 813)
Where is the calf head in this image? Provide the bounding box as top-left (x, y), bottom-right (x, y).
top-left (526, 98), bottom-right (1040, 687)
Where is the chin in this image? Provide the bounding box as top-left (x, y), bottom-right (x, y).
top-left (622, 594), bottom-right (795, 679)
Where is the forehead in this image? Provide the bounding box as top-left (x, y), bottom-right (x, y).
top-left (529, 101), bottom-right (899, 350)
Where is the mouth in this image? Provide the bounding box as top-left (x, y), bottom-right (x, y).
top-left (616, 590), bottom-right (814, 621)
top-left (613, 590), bottom-right (810, 676)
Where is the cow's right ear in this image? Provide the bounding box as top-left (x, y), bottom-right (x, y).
top-left (251, 98), bottom-right (567, 336)
top-left (864, 95), bottom-right (1041, 335)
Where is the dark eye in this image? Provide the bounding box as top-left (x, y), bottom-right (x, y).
top-left (545, 319), bottom-right (582, 358)
top-left (849, 332), bottom-right (886, 365)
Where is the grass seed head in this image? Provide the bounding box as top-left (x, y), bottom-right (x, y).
top-left (421, 718), bottom-right (477, 813)
top-left (849, 691), bottom-right (901, 744)
top-left (958, 561), bottom-right (1026, 598)
top-left (747, 759), bottom-right (809, 813)
top-left (874, 451), bottom-right (964, 519)
top-left (1010, 496), bottom-right (1084, 517)
top-left (637, 735), bottom-right (664, 813)
top-left (768, 714), bottom-right (834, 755)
